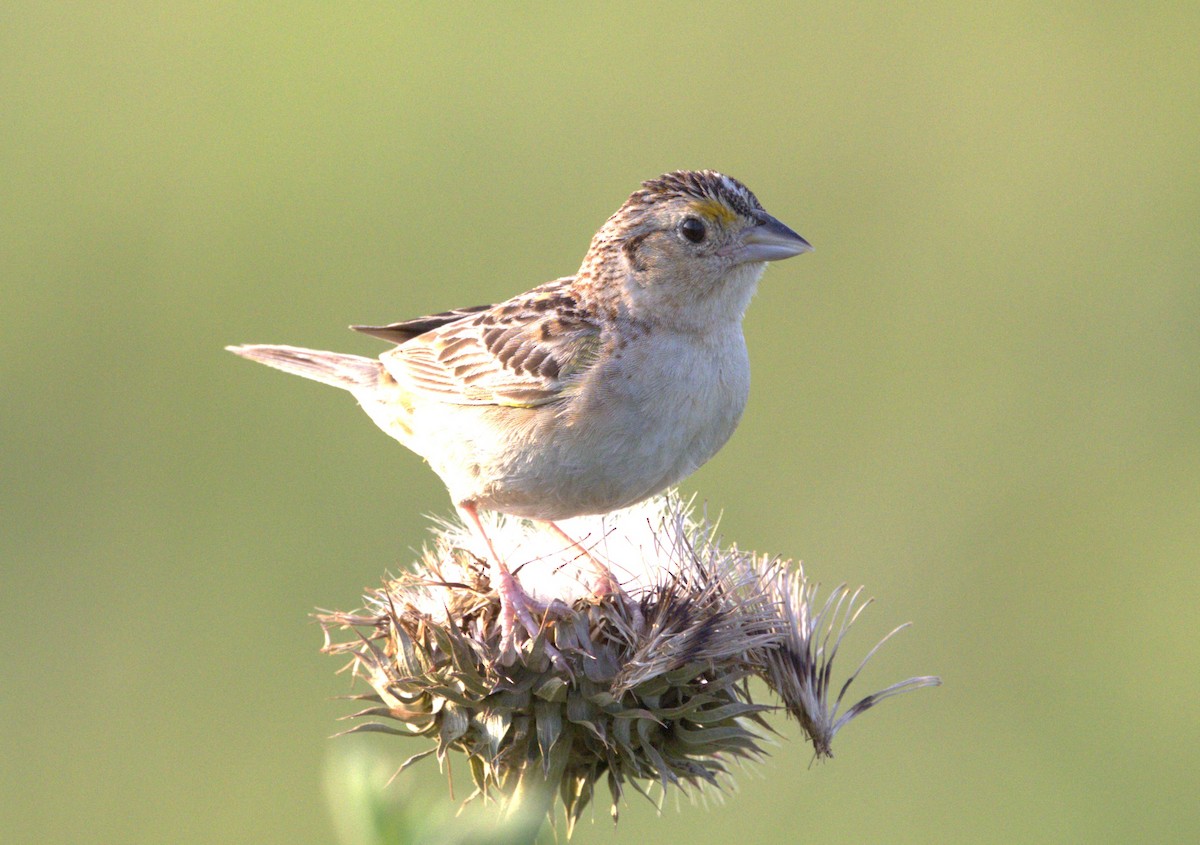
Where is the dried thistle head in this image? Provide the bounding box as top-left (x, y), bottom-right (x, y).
top-left (319, 494), bottom-right (938, 834)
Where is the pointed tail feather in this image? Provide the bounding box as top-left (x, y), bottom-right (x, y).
top-left (226, 344), bottom-right (381, 391)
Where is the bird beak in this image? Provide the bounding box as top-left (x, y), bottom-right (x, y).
top-left (738, 213), bottom-right (813, 263)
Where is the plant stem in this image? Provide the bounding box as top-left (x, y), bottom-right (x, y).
top-left (500, 750), bottom-right (568, 844)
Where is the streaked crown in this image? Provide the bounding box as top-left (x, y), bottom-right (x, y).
top-left (586, 170), bottom-right (768, 254)
top-left (627, 170), bottom-right (765, 222)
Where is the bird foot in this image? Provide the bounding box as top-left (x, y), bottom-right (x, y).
top-left (493, 562), bottom-right (567, 670)
top-left (586, 569), bottom-right (645, 630)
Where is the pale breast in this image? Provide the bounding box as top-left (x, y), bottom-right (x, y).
top-left (473, 323), bottom-right (750, 519)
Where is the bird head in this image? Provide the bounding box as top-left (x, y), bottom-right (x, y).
top-left (579, 170), bottom-right (812, 326)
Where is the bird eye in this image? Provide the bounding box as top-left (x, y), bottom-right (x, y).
top-left (680, 216), bottom-right (706, 244)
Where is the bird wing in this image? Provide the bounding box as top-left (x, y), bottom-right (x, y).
top-left (379, 283), bottom-right (603, 409)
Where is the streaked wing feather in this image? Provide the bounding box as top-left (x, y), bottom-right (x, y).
top-left (381, 285), bottom-right (601, 408)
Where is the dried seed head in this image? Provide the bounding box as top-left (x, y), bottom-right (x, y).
top-left (751, 561), bottom-right (942, 758)
top-left (319, 494), bottom-right (938, 833)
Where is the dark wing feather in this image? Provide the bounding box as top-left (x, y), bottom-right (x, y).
top-left (379, 284), bottom-right (602, 408)
top-left (351, 304), bottom-right (494, 344)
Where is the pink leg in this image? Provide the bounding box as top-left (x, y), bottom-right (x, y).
top-left (543, 521), bottom-right (644, 630)
top-left (458, 503), bottom-right (563, 663)
top-left (542, 521), bottom-right (623, 597)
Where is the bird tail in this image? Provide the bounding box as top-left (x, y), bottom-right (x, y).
top-left (226, 344), bottom-right (382, 391)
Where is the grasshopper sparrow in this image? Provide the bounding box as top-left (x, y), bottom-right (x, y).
top-left (229, 170), bottom-right (811, 653)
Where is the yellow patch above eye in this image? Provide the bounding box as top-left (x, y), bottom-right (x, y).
top-left (689, 198), bottom-right (737, 226)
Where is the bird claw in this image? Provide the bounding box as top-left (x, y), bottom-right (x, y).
top-left (494, 563), bottom-right (569, 673)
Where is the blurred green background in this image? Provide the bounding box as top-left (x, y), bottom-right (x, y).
top-left (4, 3), bottom-right (1198, 843)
